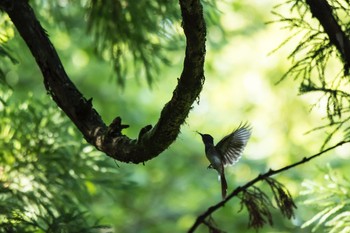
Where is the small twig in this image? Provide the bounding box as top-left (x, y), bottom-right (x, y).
top-left (188, 140), bottom-right (350, 233)
top-left (202, 218), bottom-right (226, 233)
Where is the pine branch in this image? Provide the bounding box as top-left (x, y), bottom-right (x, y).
top-left (0, 0), bottom-right (206, 163)
top-left (305, 0), bottom-right (350, 74)
top-left (188, 140), bottom-right (350, 233)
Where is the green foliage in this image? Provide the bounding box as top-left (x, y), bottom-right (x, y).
top-left (0, 89), bottom-right (127, 232)
top-left (1, 0), bottom-right (349, 232)
top-left (86, 0), bottom-right (222, 87)
top-left (0, 14), bottom-right (17, 87)
top-left (87, 0), bottom-right (181, 87)
top-left (273, 0), bottom-right (350, 83)
top-left (300, 166), bottom-right (350, 233)
top-left (20, 0), bottom-right (223, 88)
top-left (272, 0), bottom-right (350, 147)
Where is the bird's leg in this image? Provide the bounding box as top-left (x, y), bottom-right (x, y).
top-left (207, 164), bottom-right (213, 169)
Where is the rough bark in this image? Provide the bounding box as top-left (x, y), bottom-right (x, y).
top-left (0, 0), bottom-right (206, 163)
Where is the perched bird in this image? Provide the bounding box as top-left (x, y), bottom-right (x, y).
top-left (198, 123), bottom-right (252, 199)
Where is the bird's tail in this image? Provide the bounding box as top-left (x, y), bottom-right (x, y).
top-left (220, 171), bottom-right (227, 199)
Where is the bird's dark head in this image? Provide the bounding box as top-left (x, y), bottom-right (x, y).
top-left (197, 132), bottom-right (214, 145)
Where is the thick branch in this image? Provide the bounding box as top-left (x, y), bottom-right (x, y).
top-left (0, 0), bottom-right (206, 163)
top-left (305, 0), bottom-right (350, 74)
top-left (188, 140), bottom-right (350, 233)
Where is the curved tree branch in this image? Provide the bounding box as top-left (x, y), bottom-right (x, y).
top-left (305, 0), bottom-right (350, 74)
top-left (188, 140), bottom-right (350, 233)
top-left (0, 0), bottom-right (206, 163)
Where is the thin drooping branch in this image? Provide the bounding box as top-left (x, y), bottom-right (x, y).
top-left (188, 140), bottom-right (350, 233)
top-left (305, 0), bottom-right (350, 74)
top-left (0, 0), bottom-right (206, 163)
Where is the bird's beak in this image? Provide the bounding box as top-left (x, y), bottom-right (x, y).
top-left (196, 131), bottom-right (204, 136)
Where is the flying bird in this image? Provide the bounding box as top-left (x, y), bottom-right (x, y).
top-left (198, 123), bottom-right (252, 199)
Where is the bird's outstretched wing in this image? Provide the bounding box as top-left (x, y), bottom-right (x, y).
top-left (215, 123), bottom-right (252, 166)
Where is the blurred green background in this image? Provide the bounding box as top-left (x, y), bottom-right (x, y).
top-left (1, 0), bottom-right (350, 232)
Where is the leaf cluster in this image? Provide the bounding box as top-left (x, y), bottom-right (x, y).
top-left (0, 0), bottom-right (222, 89)
top-left (86, 0), bottom-right (221, 87)
top-left (86, 0), bottom-right (183, 87)
top-left (300, 166), bottom-right (350, 233)
top-left (0, 90), bottom-right (127, 232)
top-left (238, 177), bottom-right (296, 230)
top-left (272, 0), bottom-right (350, 146)
top-left (273, 0), bottom-right (350, 83)
top-left (0, 14), bottom-right (17, 88)
top-left (199, 176), bottom-right (297, 232)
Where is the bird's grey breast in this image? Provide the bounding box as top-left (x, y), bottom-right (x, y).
top-left (205, 145), bottom-right (222, 171)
